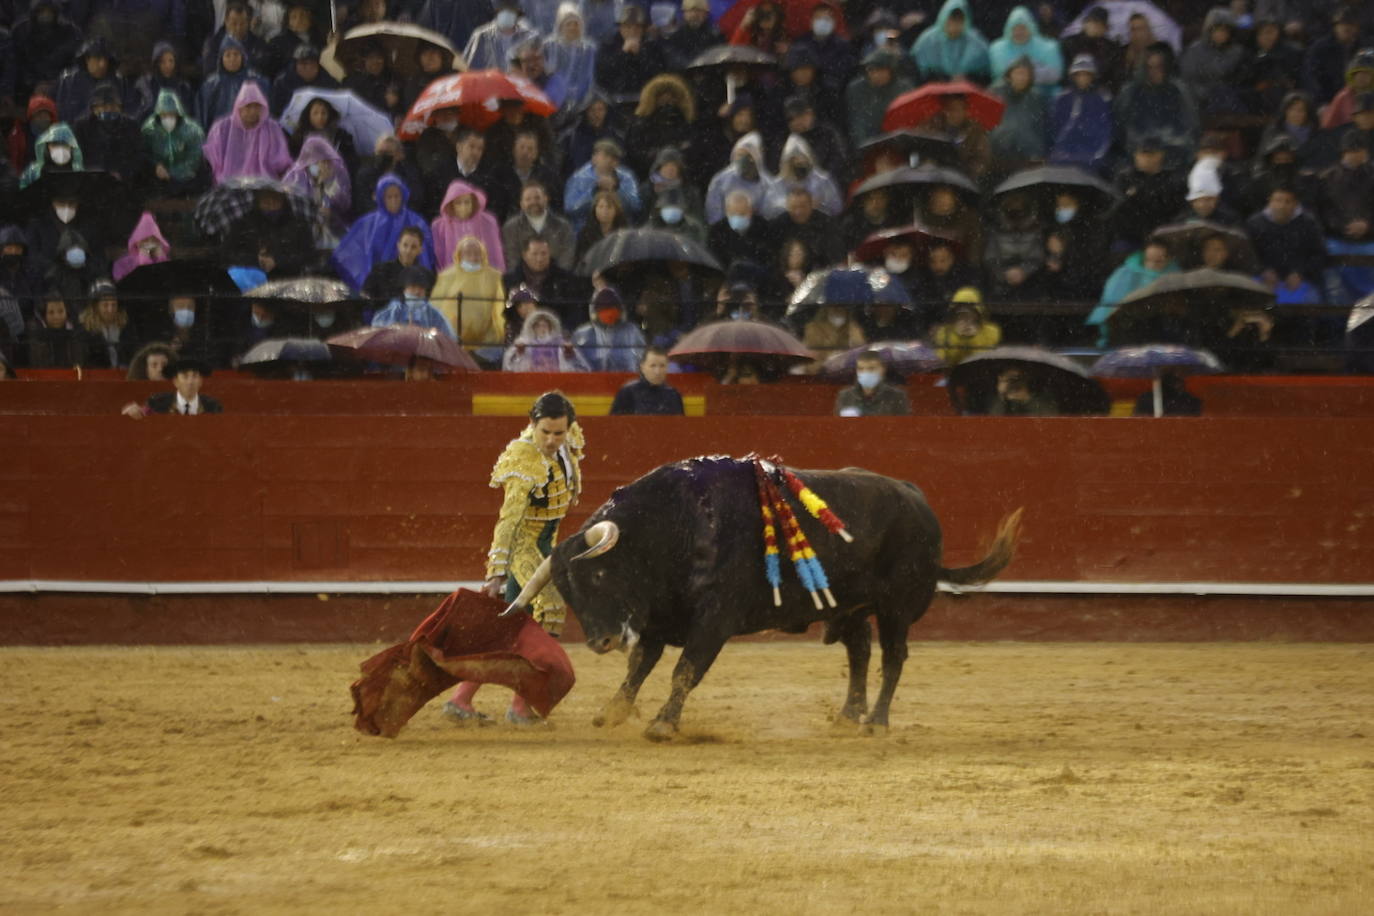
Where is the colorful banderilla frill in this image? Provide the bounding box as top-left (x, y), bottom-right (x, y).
top-left (750, 456), bottom-right (850, 609)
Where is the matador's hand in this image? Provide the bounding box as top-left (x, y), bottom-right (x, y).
top-left (482, 576), bottom-right (506, 599)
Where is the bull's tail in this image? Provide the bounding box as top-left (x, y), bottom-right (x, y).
top-left (939, 508), bottom-right (1024, 587)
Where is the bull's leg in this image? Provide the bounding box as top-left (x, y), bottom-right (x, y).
top-left (864, 611), bottom-right (911, 735)
top-left (592, 637), bottom-right (665, 728)
top-left (645, 633), bottom-right (725, 742)
top-left (835, 615), bottom-right (871, 724)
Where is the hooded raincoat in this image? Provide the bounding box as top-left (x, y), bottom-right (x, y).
top-left (112, 212), bottom-right (171, 282)
top-left (134, 42), bottom-right (195, 120)
top-left (545, 3), bottom-right (598, 113)
top-left (502, 308), bottom-right (588, 371)
top-left (432, 180), bottom-right (506, 272)
top-left (198, 36), bottom-right (270, 126)
top-left (705, 131), bottom-right (772, 224)
top-left (203, 82), bottom-right (294, 184)
top-left (332, 175), bottom-right (437, 292)
top-left (1086, 250), bottom-right (1180, 345)
top-left (19, 122), bottom-right (83, 189)
top-left (761, 134), bottom-right (842, 218)
top-left (910, 0), bottom-right (990, 83)
top-left (430, 237), bottom-right (507, 346)
top-left (141, 89), bottom-right (206, 183)
top-left (989, 6), bottom-right (1063, 93)
top-left (283, 135), bottom-right (352, 245)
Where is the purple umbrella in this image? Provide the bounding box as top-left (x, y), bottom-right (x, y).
top-left (819, 341), bottom-right (944, 380)
top-left (1092, 345), bottom-right (1224, 417)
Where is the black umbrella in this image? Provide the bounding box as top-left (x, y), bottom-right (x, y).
top-left (193, 178), bottom-right (319, 238)
top-left (686, 45), bottom-right (777, 71)
top-left (240, 337), bottom-right (341, 378)
top-left (856, 129), bottom-right (962, 171)
top-left (848, 165), bottom-right (980, 205)
top-left (576, 228), bottom-right (723, 277)
top-left (116, 259), bottom-right (239, 302)
top-left (947, 346), bottom-right (1111, 416)
top-left (991, 165), bottom-right (1120, 208)
top-left (1108, 269), bottom-right (1274, 347)
top-left (1149, 220), bottom-right (1258, 273)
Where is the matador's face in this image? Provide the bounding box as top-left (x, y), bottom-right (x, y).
top-left (533, 417), bottom-right (569, 457)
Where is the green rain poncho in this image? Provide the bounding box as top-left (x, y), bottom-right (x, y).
top-left (19, 123), bottom-right (85, 189)
top-left (141, 89), bottom-right (206, 183)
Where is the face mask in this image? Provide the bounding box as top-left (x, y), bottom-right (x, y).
top-left (856, 369), bottom-right (882, 390)
top-left (460, 259), bottom-right (480, 272)
top-left (404, 292), bottom-right (425, 302)
top-left (96, 110), bottom-right (119, 122)
top-left (495, 9), bottom-right (517, 29)
top-left (735, 157), bottom-right (758, 181)
top-left (812, 16), bottom-right (834, 37)
top-left (659, 205), bottom-right (683, 225)
top-left (315, 310), bottom-right (336, 328)
top-left (792, 163), bottom-right (811, 179)
top-left (727, 214), bottom-right (751, 233)
top-left (884, 256), bottom-right (910, 274)
top-left (828, 312), bottom-right (847, 328)
top-left (308, 163), bottom-right (322, 178)
top-left (65, 247), bottom-right (86, 268)
top-left (173, 308), bottom-right (195, 328)
top-left (55, 204), bottom-right (77, 223)
top-left (49, 146), bottom-right (72, 166)
top-left (729, 308), bottom-right (750, 321)
top-left (1055, 207), bottom-right (1077, 224)
top-left (596, 307), bottom-right (620, 325)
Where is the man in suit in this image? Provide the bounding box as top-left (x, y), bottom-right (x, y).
top-left (121, 357), bottom-right (224, 418)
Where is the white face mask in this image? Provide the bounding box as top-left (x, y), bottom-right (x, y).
top-left (314, 310), bottom-right (336, 328)
top-left (173, 308), bottom-right (196, 328)
top-left (885, 256), bottom-right (910, 274)
top-left (495, 9), bottom-right (517, 29)
top-left (49, 145), bottom-right (72, 165)
top-left (55, 204), bottom-right (76, 224)
top-left (65, 247), bottom-right (86, 267)
top-left (856, 369), bottom-right (882, 390)
top-left (727, 214), bottom-right (751, 233)
top-left (812, 15), bottom-right (834, 37)
top-left (828, 312), bottom-right (847, 328)
top-left (160, 115), bottom-right (178, 132)
top-left (460, 259), bottom-right (481, 272)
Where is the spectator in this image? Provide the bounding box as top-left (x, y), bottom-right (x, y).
top-left (78, 278), bottom-right (136, 369)
top-left (1113, 135), bottom-right (1187, 248)
top-left (12, 2), bottom-right (82, 99)
top-left (625, 74), bottom-right (695, 179)
top-left (1121, 12), bottom-right (1159, 80)
top-left (284, 135), bottom-right (352, 247)
top-left (1114, 43), bottom-right (1199, 168)
top-left (142, 89), bottom-right (207, 196)
top-left (1247, 185), bottom-right (1327, 301)
top-left (134, 43), bottom-right (195, 122)
top-left (662, 0), bottom-right (716, 72)
top-left (15, 96), bottom-right (58, 172)
top-left (433, 179), bottom-right (505, 272)
top-left (71, 83), bottom-right (146, 183)
top-left (361, 227), bottom-right (437, 305)
top-left (564, 138), bottom-right (641, 228)
top-left (483, 101), bottom-right (559, 199)
top-left (26, 290), bottom-right (93, 369)
top-left (1247, 17), bottom-right (1302, 116)
top-left (200, 2), bottom-right (270, 76)
top-left (595, 4), bottom-right (660, 101)
top-left (574, 188), bottom-right (629, 260)
top-left (932, 287), bottom-right (1001, 365)
top-left (986, 366), bottom-right (1058, 415)
top-left (792, 1), bottom-right (857, 108)
top-left (503, 181), bottom-right (576, 271)
top-left (502, 307), bottom-right (587, 371)
top-left (767, 185), bottom-right (846, 267)
top-left (465, 0), bottom-right (540, 71)
top-left (122, 357), bottom-right (224, 417)
top-left (707, 190), bottom-right (773, 271)
top-left (920, 241), bottom-right (980, 317)
top-left (1259, 90), bottom-right (1321, 168)
top-left (127, 341), bottom-right (173, 380)
top-left (430, 236), bottom-right (507, 348)
top-left (55, 38), bottom-right (133, 125)
top-left (491, 129), bottom-right (564, 220)
top-left (1059, 6), bottom-right (1124, 92)
top-left (353, 134), bottom-right (427, 217)
top-left (706, 131), bottom-right (771, 225)
top-left (571, 286), bottom-right (645, 371)
top-left (546, 5), bottom-right (598, 115)
top-left (270, 45), bottom-right (339, 118)
top-left (762, 134), bottom-right (841, 218)
top-left (610, 346), bottom-right (685, 413)
top-left (779, 94), bottom-right (849, 189)
top-left (287, 96), bottom-right (359, 178)
top-left (729, 0), bottom-right (788, 56)
top-left (220, 188), bottom-right (317, 278)
top-left (801, 304), bottom-right (866, 371)
top-left (984, 192), bottom-right (1044, 300)
top-left (1322, 48), bottom-right (1374, 130)
top-left (203, 83), bottom-right (293, 184)
top-left (342, 41), bottom-right (393, 115)
top-left (1132, 370), bottom-right (1202, 416)
top-left (1049, 54), bottom-right (1113, 173)
top-left (112, 212), bottom-right (171, 282)
top-left (847, 51), bottom-right (913, 148)
top-left (336, 175), bottom-right (437, 293)
top-left (371, 266), bottom-right (457, 340)
top-left (912, 0), bottom-right (990, 83)
top-left (0, 225), bottom-right (41, 327)
top-left (990, 6), bottom-right (1063, 96)
top-left (1038, 190), bottom-right (1109, 304)
top-left (1303, 7), bottom-right (1361, 106)
top-left (990, 57), bottom-right (1049, 172)
top-left (559, 93), bottom-right (626, 177)
top-left (1320, 132), bottom-right (1374, 302)
top-left (417, 0), bottom-right (495, 54)
top-left (19, 122), bottom-right (81, 189)
top-left (1241, 133), bottom-right (1310, 214)
top-left (421, 129), bottom-right (499, 220)
top-left (645, 185), bottom-right (706, 243)
top-left (919, 183), bottom-right (984, 264)
top-left (42, 226), bottom-right (104, 303)
top-left (835, 350), bottom-right (911, 416)
top-left (503, 235), bottom-right (585, 328)
top-left (198, 36), bottom-right (270, 127)
top-left (1087, 239), bottom-right (1176, 345)
top-left (923, 93), bottom-right (993, 180)
top-left (400, 43), bottom-right (453, 116)
top-left (266, 4), bottom-right (326, 79)
top-left (1179, 8), bottom-right (1248, 114)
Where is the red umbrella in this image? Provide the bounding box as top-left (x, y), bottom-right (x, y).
top-left (883, 81), bottom-right (1006, 132)
top-left (670, 319), bottom-right (811, 363)
top-left (853, 223), bottom-right (960, 264)
top-left (397, 69), bottom-right (554, 139)
top-left (326, 325), bottom-right (480, 370)
top-left (717, 0), bottom-right (848, 40)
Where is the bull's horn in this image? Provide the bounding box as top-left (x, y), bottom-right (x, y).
top-left (573, 520), bottom-right (620, 561)
top-left (501, 554), bottom-right (554, 616)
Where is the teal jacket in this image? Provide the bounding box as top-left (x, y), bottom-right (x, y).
top-left (141, 89), bottom-right (206, 182)
top-left (911, 0), bottom-right (990, 83)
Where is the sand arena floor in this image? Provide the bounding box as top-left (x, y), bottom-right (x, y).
top-left (1, 640), bottom-right (1372, 914)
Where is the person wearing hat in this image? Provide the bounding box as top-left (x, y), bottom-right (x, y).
top-left (269, 43), bottom-right (339, 117)
top-left (71, 82), bottom-right (146, 182)
top-left (1321, 47), bottom-right (1374, 129)
top-left (663, 0), bottom-right (718, 70)
top-left (78, 278), bottom-right (137, 369)
top-left (464, 0), bottom-right (540, 71)
top-left (1303, 7), bottom-right (1363, 107)
top-left (1178, 158), bottom-right (1238, 226)
top-left (571, 286), bottom-right (645, 372)
top-left (625, 73), bottom-right (696, 178)
top-left (989, 56), bottom-right (1049, 173)
top-left (846, 49), bottom-right (914, 147)
top-left (1048, 53), bottom-right (1112, 173)
top-left (563, 137), bottom-right (642, 229)
top-left (1241, 132), bottom-right (1311, 215)
top-left (779, 90), bottom-right (848, 184)
top-left (1112, 134), bottom-right (1186, 249)
top-left (121, 357), bottom-right (224, 418)
top-left (1059, 6), bottom-right (1124, 92)
top-left (371, 265), bottom-right (457, 340)
top-left (931, 287), bottom-right (1001, 366)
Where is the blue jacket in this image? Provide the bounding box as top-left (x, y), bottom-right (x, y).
top-left (372, 297), bottom-right (457, 340)
top-left (564, 161), bottom-right (642, 228)
top-left (1049, 87), bottom-right (1113, 173)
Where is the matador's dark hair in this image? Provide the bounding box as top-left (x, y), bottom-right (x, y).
top-left (530, 390), bottom-right (576, 424)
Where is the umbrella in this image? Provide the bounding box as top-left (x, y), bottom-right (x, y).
top-left (1091, 345), bottom-right (1224, 417)
top-left (576, 228), bottom-right (723, 277)
top-left (193, 178), bottom-right (318, 238)
top-left (116, 258), bottom-right (238, 301)
top-left (849, 165), bottom-right (980, 205)
top-left (1108, 269), bottom-right (1274, 347)
top-left (856, 129), bottom-right (961, 172)
top-left (1149, 221), bottom-right (1258, 273)
top-left (240, 337), bottom-right (337, 377)
top-left (992, 165), bottom-right (1120, 209)
top-left (281, 88), bottom-right (395, 153)
top-left (685, 44), bottom-right (777, 71)
top-left (669, 319), bottom-right (812, 372)
top-left (947, 346), bottom-right (1111, 415)
top-left (1061, 0), bottom-right (1182, 51)
top-left (716, 0), bottom-right (849, 40)
top-left (16, 170), bottom-right (135, 235)
top-left (248, 276), bottom-right (360, 329)
top-left (786, 265), bottom-right (913, 327)
top-left (1350, 292), bottom-right (1374, 334)
top-left (853, 223), bottom-right (959, 264)
top-left (883, 81), bottom-right (1005, 132)
top-left (331, 22), bottom-right (461, 80)
top-left (327, 324), bottom-right (480, 370)
top-left (397, 70), bottom-right (555, 139)
top-left (819, 341), bottom-right (944, 380)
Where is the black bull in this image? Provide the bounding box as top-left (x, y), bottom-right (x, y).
top-left (505, 457), bottom-right (1022, 741)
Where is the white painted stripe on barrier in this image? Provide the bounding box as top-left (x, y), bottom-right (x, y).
top-left (1, 580), bottom-right (1373, 597)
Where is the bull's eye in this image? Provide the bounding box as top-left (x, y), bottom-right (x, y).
top-left (593, 568), bottom-right (606, 584)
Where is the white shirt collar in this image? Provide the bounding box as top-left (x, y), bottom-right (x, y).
top-left (175, 392), bottom-right (200, 415)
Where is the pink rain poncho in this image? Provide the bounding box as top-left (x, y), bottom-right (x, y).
top-left (202, 82), bottom-right (294, 184)
top-left (283, 136), bottom-right (352, 242)
top-left (430, 179), bottom-right (505, 272)
top-left (111, 212), bottom-right (172, 282)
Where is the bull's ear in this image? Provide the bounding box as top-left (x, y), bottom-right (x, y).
top-left (572, 520), bottom-right (619, 561)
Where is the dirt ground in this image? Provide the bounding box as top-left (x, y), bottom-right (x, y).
top-left (1, 641), bottom-right (1372, 915)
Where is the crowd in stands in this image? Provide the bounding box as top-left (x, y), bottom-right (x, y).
top-left (3, 0), bottom-right (1374, 380)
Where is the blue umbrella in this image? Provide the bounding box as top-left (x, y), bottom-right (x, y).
top-left (1092, 345), bottom-right (1224, 417)
top-left (787, 266), bottom-right (913, 328)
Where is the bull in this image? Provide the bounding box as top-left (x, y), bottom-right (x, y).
top-left (504, 457), bottom-right (1022, 741)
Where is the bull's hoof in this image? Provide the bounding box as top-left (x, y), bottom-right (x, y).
top-left (859, 719), bottom-right (890, 737)
top-left (643, 719), bottom-right (678, 742)
top-left (593, 696), bottom-right (636, 729)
